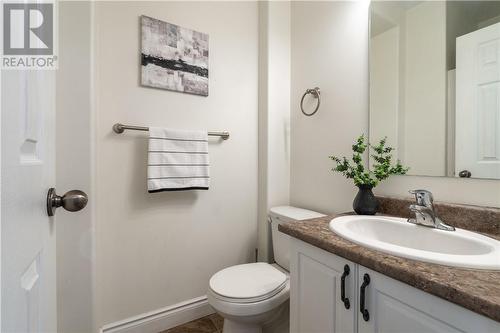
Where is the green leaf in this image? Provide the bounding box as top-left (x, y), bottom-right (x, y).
top-left (329, 134), bottom-right (409, 188)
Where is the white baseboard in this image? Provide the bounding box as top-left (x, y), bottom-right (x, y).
top-left (101, 296), bottom-right (215, 333)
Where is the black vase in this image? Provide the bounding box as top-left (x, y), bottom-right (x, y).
top-left (353, 185), bottom-right (379, 215)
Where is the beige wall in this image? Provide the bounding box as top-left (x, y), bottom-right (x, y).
top-left (290, 1), bottom-right (500, 214)
top-left (403, 1), bottom-right (447, 176)
top-left (290, 1), bottom-right (370, 214)
top-left (370, 2), bottom-right (447, 176)
top-left (377, 175), bottom-right (500, 207)
top-left (369, 27), bottom-right (400, 157)
top-left (93, 1), bottom-right (258, 327)
top-left (258, 1), bottom-right (291, 262)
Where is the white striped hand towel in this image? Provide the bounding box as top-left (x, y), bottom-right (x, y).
top-left (147, 127), bottom-right (209, 192)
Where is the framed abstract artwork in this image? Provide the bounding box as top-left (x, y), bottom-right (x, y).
top-left (141, 15), bottom-right (209, 96)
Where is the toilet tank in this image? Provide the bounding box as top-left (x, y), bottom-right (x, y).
top-left (269, 206), bottom-right (326, 271)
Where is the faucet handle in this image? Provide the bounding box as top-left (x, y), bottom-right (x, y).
top-left (409, 189), bottom-right (434, 207)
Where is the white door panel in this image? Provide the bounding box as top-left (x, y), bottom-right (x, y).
top-left (456, 22), bottom-right (500, 179)
top-left (2, 68), bottom-right (57, 333)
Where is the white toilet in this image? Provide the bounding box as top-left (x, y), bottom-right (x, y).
top-left (207, 206), bottom-right (325, 333)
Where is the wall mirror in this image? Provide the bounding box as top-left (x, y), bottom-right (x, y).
top-left (369, 1), bottom-right (500, 180)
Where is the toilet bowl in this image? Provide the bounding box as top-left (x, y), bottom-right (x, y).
top-left (207, 206), bottom-right (325, 333)
top-left (208, 263), bottom-right (289, 333)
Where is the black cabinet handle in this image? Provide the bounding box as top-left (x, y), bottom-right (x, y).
top-left (360, 273), bottom-right (370, 321)
top-left (340, 264), bottom-right (350, 309)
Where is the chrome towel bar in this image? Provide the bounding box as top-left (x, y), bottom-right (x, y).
top-left (112, 123), bottom-right (230, 140)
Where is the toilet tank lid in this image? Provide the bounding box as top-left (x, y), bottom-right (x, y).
top-left (269, 206), bottom-right (326, 222)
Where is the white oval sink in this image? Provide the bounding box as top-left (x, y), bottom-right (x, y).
top-left (329, 215), bottom-right (500, 270)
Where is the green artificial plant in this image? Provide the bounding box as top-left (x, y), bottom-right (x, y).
top-left (329, 135), bottom-right (409, 188)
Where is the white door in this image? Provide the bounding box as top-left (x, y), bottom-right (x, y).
top-left (1, 68), bottom-right (57, 331)
top-left (290, 239), bottom-right (356, 333)
top-left (456, 22), bottom-right (500, 179)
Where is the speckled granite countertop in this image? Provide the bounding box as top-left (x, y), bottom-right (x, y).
top-left (279, 214), bottom-right (500, 322)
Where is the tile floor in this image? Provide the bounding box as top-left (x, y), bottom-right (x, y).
top-left (160, 313), bottom-right (224, 333)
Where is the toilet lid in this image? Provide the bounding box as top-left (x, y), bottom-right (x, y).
top-left (209, 263), bottom-right (287, 301)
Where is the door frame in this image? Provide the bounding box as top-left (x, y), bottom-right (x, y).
top-left (0, 57), bottom-right (3, 333)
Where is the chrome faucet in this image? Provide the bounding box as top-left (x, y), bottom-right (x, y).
top-left (408, 190), bottom-right (455, 231)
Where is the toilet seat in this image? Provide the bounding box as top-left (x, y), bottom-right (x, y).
top-left (210, 282), bottom-right (287, 304)
top-left (209, 263), bottom-right (287, 303)
top-left (207, 263), bottom-right (290, 318)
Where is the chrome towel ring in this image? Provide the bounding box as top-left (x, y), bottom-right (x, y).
top-left (300, 87), bottom-right (321, 116)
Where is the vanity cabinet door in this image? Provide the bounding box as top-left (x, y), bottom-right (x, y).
top-left (357, 266), bottom-right (500, 333)
top-left (290, 239), bottom-right (356, 333)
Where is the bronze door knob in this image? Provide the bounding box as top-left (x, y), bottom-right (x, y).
top-left (47, 188), bottom-right (88, 216)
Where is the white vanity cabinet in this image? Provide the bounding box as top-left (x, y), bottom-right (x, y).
top-left (290, 239), bottom-right (357, 333)
top-left (290, 238), bottom-right (500, 333)
top-left (356, 266), bottom-right (500, 333)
